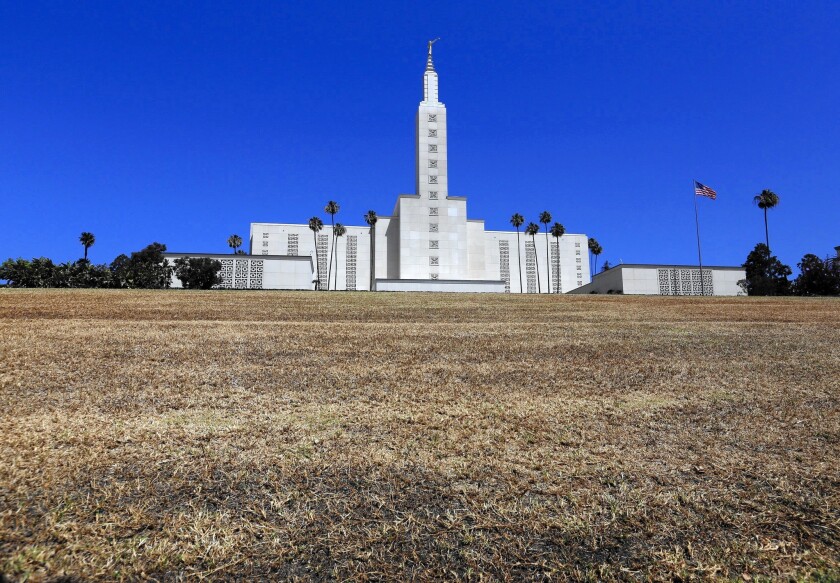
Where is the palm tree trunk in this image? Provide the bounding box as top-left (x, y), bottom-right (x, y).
top-left (764, 208), bottom-right (770, 251)
top-left (533, 235), bottom-right (541, 293)
top-left (544, 228), bottom-right (551, 294)
top-left (555, 237), bottom-right (560, 293)
top-left (327, 218), bottom-right (335, 291)
top-left (313, 232), bottom-right (320, 290)
top-left (333, 237), bottom-right (339, 291)
top-left (370, 226), bottom-right (376, 291)
top-left (516, 230), bottom-right (523, 293)
top-left (84, 247), bottom-right (88, 260)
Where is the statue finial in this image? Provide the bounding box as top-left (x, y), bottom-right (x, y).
top-left (426, 38), bottom-right (440, 71)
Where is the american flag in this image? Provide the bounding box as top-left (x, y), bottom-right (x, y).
top-left (694, 181), bottom-right (717, 199)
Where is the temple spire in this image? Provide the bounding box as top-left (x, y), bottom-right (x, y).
top-left (426, 38), bottom-right (440, 71)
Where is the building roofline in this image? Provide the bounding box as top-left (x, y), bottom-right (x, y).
top-left (601, 263), bottom-right (745, 271)
top-left (163, 252), bottom-right (312, 261)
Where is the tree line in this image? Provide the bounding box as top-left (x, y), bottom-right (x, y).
top-left (0, 236), bottom-right (226, 290)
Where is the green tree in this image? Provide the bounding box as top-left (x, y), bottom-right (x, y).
top-left (332, 223), bottom-right (346, 290)
top-left (111, 243), bottom-right (172, 289)
top-left (173, 257), bottom-right (223, 289)
top-left (1, 259), bottom-right (31, 287)
top-left (753, 189), bottom-right (780, 252)
top-left (588, 237), bottom-right (603, 279)
top-left (550, 222), bottom-right (565, 293)
top-left (510, 213), bottom-right (525, 293)
top-left (227, 234), bottom-right (243, 254)
top-left (364, 211), bottom-right (378, 291)
top-left (793, 253), bottom-right (840, 296)
top-left (525, 222), bottom-right (541, 293)
top-left (308, 216), bottom-right (324, 290)
top-left (79, 232), bottom-right (95, 261)
top-left (109, 254), bottom-right (131, 288)
top-left (539, 211), bottom-right (552, 294)
top-left (325, 201), bottom-right (340, 291)
top-left (740, 243), bottom-right (791, 296)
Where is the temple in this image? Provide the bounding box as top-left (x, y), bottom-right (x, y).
top-left (167, 44), bottom-right (591, 292)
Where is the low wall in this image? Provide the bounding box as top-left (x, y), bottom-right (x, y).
top-left (373, 279), bottom-right (506, 293)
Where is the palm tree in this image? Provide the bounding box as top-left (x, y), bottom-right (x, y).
top-left (525, 222), bottom-right (541, 293)
top-left (539, 211), bottom-right (552, 294)
top-left (79, 232), bottom-right (95, 261)
top-left (324, 201), bottom-right (340, 290)
top-left (308, 217), bottom-right (324, 290)
top-left (550, 222), bottom-right (565, 293)
top-left (364, 210), bottom-right (378, 291)
top-left (753, 189), bottom-right (780, 252)
top-left (588, 237), bottom-right (603, 278)
top-left (227, 234), bottom-right (243, 254)
top-left (333, 223), bottom-right (346, 290)
top-left (510, 213), bottom-right (525, 293)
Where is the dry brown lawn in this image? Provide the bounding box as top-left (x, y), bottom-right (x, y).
top-left (0, 290), bottom-right (838, 581)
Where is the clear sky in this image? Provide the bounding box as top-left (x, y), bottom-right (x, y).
top-left (2, 1), bottom-right (838, 272)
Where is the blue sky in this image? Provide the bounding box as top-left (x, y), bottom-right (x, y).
top-left (2, 1), bottom-right (838, 272)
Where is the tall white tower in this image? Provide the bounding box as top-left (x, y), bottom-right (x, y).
top-left (395, 40), bottom-right (469, 280)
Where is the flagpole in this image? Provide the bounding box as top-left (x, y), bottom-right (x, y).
top-left (693, 180), bottom-right (706, 296)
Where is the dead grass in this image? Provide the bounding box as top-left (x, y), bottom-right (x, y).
top-left (1, 289), bottom-right (838, 581)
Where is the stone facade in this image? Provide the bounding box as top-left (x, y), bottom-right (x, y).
top-left (248, 45), bottom-right (591, 292)
top-left (568, 265), bottom-right (746, 296)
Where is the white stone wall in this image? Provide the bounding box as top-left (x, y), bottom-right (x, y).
top-left (569, 266), bottom-right (746, 296)
top-left (164, 253), bottom-right (313, 290)
top-left (249, 223), bottom-right (373, 291)
top-left (484, 231), bottom-right (590, 293)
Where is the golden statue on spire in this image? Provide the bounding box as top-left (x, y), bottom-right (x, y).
top-left (428, 38), bottom-right (440, 56)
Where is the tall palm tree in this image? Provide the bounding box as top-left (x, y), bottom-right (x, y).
top-left (588, 237), bottom-right (603, 277)
top-left (753, 189), bottom-right (779, 252)
top-left (333, 223), bottom-right (346, 290)
top-left (308, 217), bottom-right (324, 290)
top-left (586, 237), bottom-right (600, 280)
top-left (510, 213), bottom-right (525, 293)
top-left (324, 201), bottom-right (340, 290)
top-left (79, 232), bottom-right (95, 261)
top-left (539, 211), bottom-right (552, 294)
top-left (227, 234), bottom-right (243, 254)
top-left (550, 222), bottom-right (565, 293)
top-left (525, 222), bottom-right (541, 293)
top-left (364, 210), bottom-right (378, 291)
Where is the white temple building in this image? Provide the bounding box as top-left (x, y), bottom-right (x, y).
top-left (167, 44), bottom-right (590, 292)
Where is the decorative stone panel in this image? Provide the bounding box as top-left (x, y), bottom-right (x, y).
top-left (499, 241), bottom-right (511, 293)
top-left (428, 176), bottom-right (438, 184)
top-left (657, 268), bottom-right (713, 296)
top-left (346, 235), bottom-right (358, 290)
top-left (428, 145), bottom-right (437, 153)
top-left (429, 207), bottom-right (438, 216)
top-left (429, 240), bottom-right (439, 249)
top-left (525, 241), bottom-right (537, 293)
top-left (249, 260), bottom-right (264, 289)
top-left (234, 259), bottom-right (248, 288)
top-left (430, 223), bottom-right (438, 232)
top-left (550, 242), bottom-right (561, 293)
top-left (287, 234), bottom-right (299, 256)
top-left (429, 191), bottom-right (438, 200)
top-left (317, 234), bottom-right (329, 289)
top-left (219, 259), bottom-right (234, 289)
top-left (428, 129), bottom-right (437, 137)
